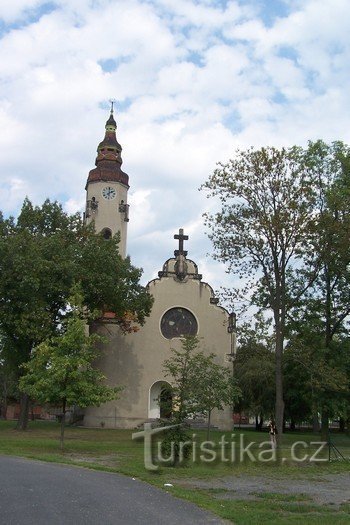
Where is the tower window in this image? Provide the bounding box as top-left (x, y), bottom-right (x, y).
top-left (101, 228), bottom-right (112, 240)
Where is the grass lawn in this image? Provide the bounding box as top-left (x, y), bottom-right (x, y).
top-left (0, 420), bottom-right (349, 524)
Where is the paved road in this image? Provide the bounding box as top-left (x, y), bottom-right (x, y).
top-left (0, 456), bottom-right (224, 525)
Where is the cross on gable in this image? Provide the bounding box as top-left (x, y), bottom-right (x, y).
top-left (174, 228), bottom-right (188, 257)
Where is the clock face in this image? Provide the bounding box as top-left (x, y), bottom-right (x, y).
top-left (160, 307), bottom-right (198, 339)
top-left (102, 186), bottom-right (117, 200)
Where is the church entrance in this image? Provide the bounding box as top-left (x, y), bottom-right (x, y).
top-left (149, 381), bottom-right (172, 420)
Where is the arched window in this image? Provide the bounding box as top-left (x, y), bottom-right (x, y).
top-left (101, 228), bottom-right (112, 240)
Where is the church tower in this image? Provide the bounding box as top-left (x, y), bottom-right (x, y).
top-left (84, 105), bottom-right (129, 257)
top-left (83, 109), bottom-right (233, 432)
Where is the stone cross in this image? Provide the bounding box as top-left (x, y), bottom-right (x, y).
top-left (174, 228), bottom-right (188, 257)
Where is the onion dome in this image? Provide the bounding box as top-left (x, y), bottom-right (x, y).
top-left (86, 106), bottom-right (129, 188)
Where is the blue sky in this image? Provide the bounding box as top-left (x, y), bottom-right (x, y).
top-left (0, 0), bottom-right (349, 297)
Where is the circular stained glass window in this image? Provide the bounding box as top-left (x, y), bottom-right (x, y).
top-left (160, 307), bottom-right (198, 339)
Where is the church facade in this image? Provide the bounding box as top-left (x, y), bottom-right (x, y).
top-left (83, 109), bottom-right (234, 430)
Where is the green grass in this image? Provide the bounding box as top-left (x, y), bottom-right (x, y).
top-left (0, 420), bottom-right (349, 524)
top-left (252, 493), bottom-right (313, 502)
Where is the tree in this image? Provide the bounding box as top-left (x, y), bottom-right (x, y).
top-left (233, 326), bottom-right (275, 430)
top-left (161, 336), bottom-right (240, 463)
top-left (0, 199), bottom-right (153, 429)
top-left (299, 141), bottom-right (350, 436)
top-left (19, 290), bottom-right (121, 449)
top-left (284, 334), bottom-right (349, 434)
top-left (0, 200), bottom-right (81, 429)
top-left (162, 336), bottom-right (201, 425)
top-left (285, 141), bottom-right (350, 436)
top-left (192, 358), bottom-right (240, 440)
top-left (202, 146), bottom-right (318, 437)
top-left (283, 345), bottom-right (313, 430)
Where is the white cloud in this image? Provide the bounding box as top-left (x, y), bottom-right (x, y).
top-left (0, 0), bottom-right (44, 23)
top-left (0, 0), bottom-right (350, 296)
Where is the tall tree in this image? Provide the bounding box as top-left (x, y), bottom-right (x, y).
top-left (288, 140), bottom-right (350, 436)
top-left (19, 289), bottom-right (121, 449)
top-left (201, 146), bottom-right (318, 437)
top-left (0, 199), bottom-right (153, 429)
top-left (0, 199), bottom-right (80, 428)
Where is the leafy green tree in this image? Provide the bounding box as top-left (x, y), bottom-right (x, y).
top-left (202, 146), bottom-right (318, 437)
top-left (283, 346), bottom-right (313, 430)
top-left (162, 336), bottom-right (202, 425)
top-left (192, 358), bottom-right (240, 440)
top-left (0, 199), bottom-right (153, 429)
top-left (284, 335), bottom-right (349, 434)
top-left (288, 141), bottom-right (350, 436)
top-left (19, 291), bottom-right (121, 449)
top-left (233, 323), bottom-right (275, 430)
top-left (161, 336), bottom-right (239, 463)
top-left (0, 200), bottom-right (81, 429)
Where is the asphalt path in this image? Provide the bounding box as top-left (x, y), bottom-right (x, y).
top-left (0, 456), bottom-right (225, 525)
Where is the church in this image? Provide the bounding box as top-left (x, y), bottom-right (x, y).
top-left (82, 108), bottom-right (234, 430)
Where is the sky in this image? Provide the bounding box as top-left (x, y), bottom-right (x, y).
top-left (1, 0), bottom-right (350, 299)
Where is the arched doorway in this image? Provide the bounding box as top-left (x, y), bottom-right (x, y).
top-left (149, 381), bottom-right (172, 419)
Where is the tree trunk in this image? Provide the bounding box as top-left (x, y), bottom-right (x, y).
top-left (273, 265), bottom-right (285, 444)
top-left (321, 269), bottom-right (331, 443)
top-left (206, 410), bottom-right (211, 441)
top-left (3, 399), bottom-right (7, 420)
top-left (311, 388), bottom-right (319, 432)
top-left (312, 413), bottom-right (320, 433)
top-left (0, 400), bottom-right (8, 420)
top-left (345, 416), bottom-right (350, 436)
top-left (16, 393), bottom-right (30, 430)
top-left (60, 399), bottom-right (66, 451)
top-left (275, 324), bottom-right (285, 440)
top-left (321, 409), bottom-right (329, 441)
top-left (1, 379), bottom-right (8, 419)
top-left (339, 417), bottom-right (345, 433)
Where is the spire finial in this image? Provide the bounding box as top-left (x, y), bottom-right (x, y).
top-left (109, 98), bottom-right (116, 114)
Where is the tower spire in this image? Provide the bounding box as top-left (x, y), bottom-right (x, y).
top-left (86, 105), bottom-right (129, 189)
top-left (84, 106), bottom-right (130, 258)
